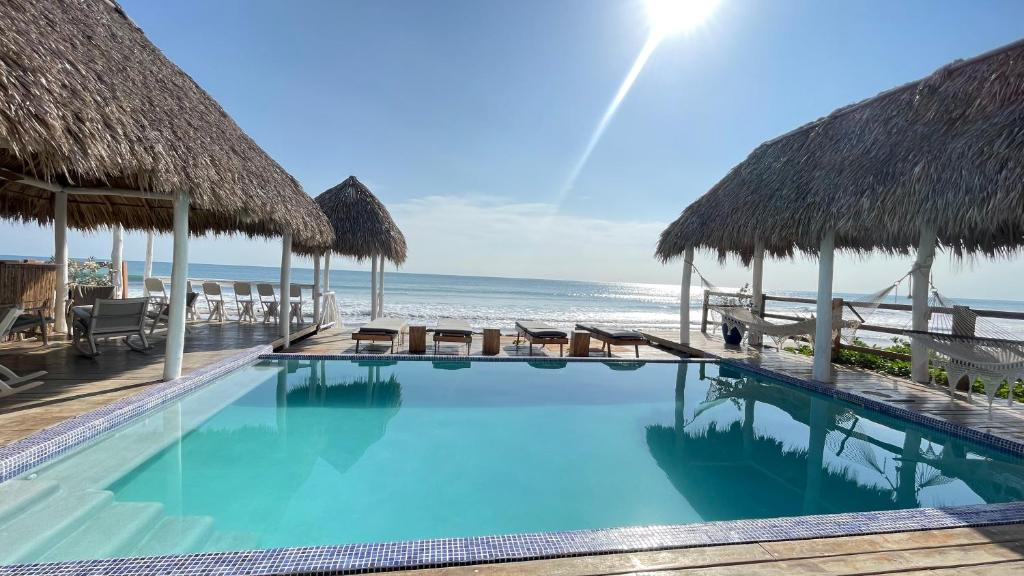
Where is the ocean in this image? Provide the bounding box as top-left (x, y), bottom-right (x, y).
top-left (8, 257), bottom-right (1024, 345)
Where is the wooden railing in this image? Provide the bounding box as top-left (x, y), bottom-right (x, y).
top-left (700, 289), bottom-right (1024, 360)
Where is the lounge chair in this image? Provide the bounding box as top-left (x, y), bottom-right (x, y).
top-left (353, 318), bottom-right (407, 353)
top-left (233, 282), bottom-right (257, 323)
top-left (256, 283), bottom-right (279, 324)
top-left (5, 298), bottom-right (52, 345)
top-left (72, 298), bottom-right (150, 357)
top-left (514, 321), bottom-right (569, 357)
top-left (0, 307), bottom-right (46, 398)
top-left (147, 292), bottom-right (199, 335)
top-left (575, 323), bottom-right (648, 358)
top-left (433, 319), bottom-right (474, 354)
top-left (202, 282), bottom-right (226, 322)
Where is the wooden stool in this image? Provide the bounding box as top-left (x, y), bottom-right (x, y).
top-left (482, 328), bottom-right (501, 355)
top-left (570, 330), bottom-right (591, 357)
top-left (408, 325), bottom-right (427, 354)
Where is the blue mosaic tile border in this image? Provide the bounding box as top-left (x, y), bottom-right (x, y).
top-left (0, 344), bottom-right (272, 483)
top-left (3, 349), bottom-right (1024, 575)
top-left (1, 502), bottom-right (1023, 575)
top-left (261, 352), bottom-right (689, 364)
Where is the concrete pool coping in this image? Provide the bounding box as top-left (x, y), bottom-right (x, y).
top-left (0, 351), bottom-right (1022, 575)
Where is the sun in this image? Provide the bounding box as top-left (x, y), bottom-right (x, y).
top-left (644, 0), bottom-right (720, 39)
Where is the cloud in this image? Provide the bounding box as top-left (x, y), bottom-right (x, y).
top-left (388, 195), bottom-right (672, 283)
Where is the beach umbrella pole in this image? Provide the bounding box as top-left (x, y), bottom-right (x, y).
top-left (162, 192), bottom-right (190, 381)
top-left (280, 233), bottom-right (292, 348)
top-left (910, 226), bottom-right (937, 383)
top-left (53, 191), bottom-right (68, 334)
top-left (679, 246), bottom-right (693, 345)
top-left (812, 231), bottom-right (835, 382)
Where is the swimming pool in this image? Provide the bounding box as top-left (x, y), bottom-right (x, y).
top-left (1, 355), bottom-right (1023, 571)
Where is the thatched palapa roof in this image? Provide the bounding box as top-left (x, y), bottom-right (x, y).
top-left (0, 0), bottom-right (332, 250)
top-left (657, 38), bottom-right (1024, 265)
top-left (310, 176), bottom-right (407, 263)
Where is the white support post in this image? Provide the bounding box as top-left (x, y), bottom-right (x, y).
top-left (111, 225), bottom-right (124, 298)
top-left (378, 261), bottom-right (385, 317)
top-left (680, 246), bottom-right (694, 345)
top-left (324, 252), bottom-right (331, 291)
top-left (812, 231), bottom-right (835, 382)
top-left (370, 255), bottom-right (379, 320)
top-left (162, 192), bottom-right (190, 381)
top-left (143, 231), bottom-right (155, 295)
top-left (313, 252), bottom-right (321, 325)
top-left (280, 233), bottom-right (292, 348)
top-left (53, 191), bottom-right (69, 334)
top-left (749, 241), bottom-right (765, 346)
top-left (911, 225), bottom-right (937, 383)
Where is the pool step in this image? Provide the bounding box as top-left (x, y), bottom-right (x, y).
top-left (202, 530), bottom-right (261, 553)
top-left (0, 489), bottom-right (113, 565)
top-left (131, 516), bottom-right (216, 557)
top-left (0, 479), bottom-right (60, 526)
top-left (39, 501), bottom-right (165, 563)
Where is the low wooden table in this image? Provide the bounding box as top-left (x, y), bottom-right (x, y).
top-left (482, 328), bottom-right (501, 355)
top-left (408, 325), bottom-right (427, 354)
top-left (570, 329), bottom-right (591, 357)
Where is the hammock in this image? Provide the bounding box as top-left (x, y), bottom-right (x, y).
top-left (711, 305), bottom-right (858, 349)
top-left (902, 296), bottom-right (1024, 406)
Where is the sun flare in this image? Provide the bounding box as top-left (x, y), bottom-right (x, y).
top-left (644, 0), bottom-right (720, 39)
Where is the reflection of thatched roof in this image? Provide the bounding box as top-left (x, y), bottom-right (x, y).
top-left (309, 176), bottom-right (407, 263)
top-left (657, 39), bottom-right (1024, 264)
top-left (0, 0), bottom-right (333, 250)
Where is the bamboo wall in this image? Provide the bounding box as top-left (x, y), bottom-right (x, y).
top-left (0, 260), bottom-right (57, 322)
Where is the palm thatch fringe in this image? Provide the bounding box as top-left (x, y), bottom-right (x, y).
top-left (0, 0), bottom-right (332, 250)
top-left (657, 38), bottom-right (1024, 265)
top-left (305, 176), bottom-right (407, 264)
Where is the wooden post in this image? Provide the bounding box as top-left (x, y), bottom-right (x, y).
top-left (911, 225), bottom-right (937, 383)
top-left (53, 191), bottom-right (68, 334)
top-left (408, 325), bottom-right (426, 354)
top-left (162, 192), bottom-right (189, 381)
top-left (680, 246), bottom-right (694, 345)
top-left (482, 328), bottom-right (501, 355)
top-left (749, 241), bottom-right (765, 346)
top-left (700, 289), bottom-right (710, 333)
top-left (831, 298), bottom-right (844, 356)
top-left (280, 233), bottom-right (292, 349)
top-left (812, 230), bottom-right (835, 382)
top-left (570, 330), bottom-right (591, 357)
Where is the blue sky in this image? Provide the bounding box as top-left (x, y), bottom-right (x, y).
top-left (3, 1), bottom-right (1024, 297)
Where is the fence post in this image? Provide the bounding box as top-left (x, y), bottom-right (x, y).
top-left (831, 298), bottom-right (844, 356)
top-left (700, 289), bottom-right (710, 333)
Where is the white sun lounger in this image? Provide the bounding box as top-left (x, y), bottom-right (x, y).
top-left (433, 319), bottom-right (474, 355)
top-left (0, 307), bottom-right (46, 398)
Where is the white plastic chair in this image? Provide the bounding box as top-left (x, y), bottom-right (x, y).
top-left (256, 283), bottom-right (279, 324)
top-left (289, 284), bottom-right (304, 325)
top-left (234, 282), bottom-right (257, 323)
top-left (144, 277), bottom-right (167, 312)
top-left (202, 282), bottom-right (226, 322)
top-left (0, 307), bottom-right (46, 398)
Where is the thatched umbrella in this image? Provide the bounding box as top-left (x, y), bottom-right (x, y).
top-left (310, 176), bottom-right (407, 321)
top-left (0, 0), bottom-right (334, 375)
top-left (655, 38), bottom-right (1024, 381)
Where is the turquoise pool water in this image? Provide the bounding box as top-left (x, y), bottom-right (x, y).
top-left (3, 359), bottom-right (1024, 565)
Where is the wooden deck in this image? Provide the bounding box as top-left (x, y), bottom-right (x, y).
top-left (381, 524), bottom-right (1024, 575)
top-left (0, 320), bottom-right (314, 446)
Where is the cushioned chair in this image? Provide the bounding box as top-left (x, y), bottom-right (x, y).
top-left (0, 307), bottom-right (46, 398)
top-left (148, 292), bottom-right (200, 335)
top-left (433, 319), bottom-right (474, 355)
top-left (72, 298), bottom-right (150, 357)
